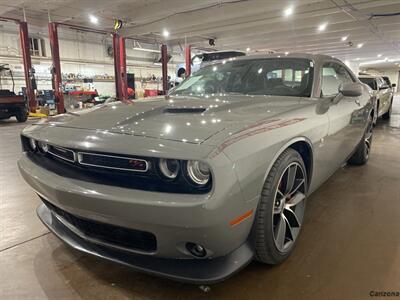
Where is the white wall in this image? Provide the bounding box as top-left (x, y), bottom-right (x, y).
top-left (0, 22), bottom-right (182, 96)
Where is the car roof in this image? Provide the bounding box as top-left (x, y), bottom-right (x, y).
top-left (195, 50), bottom-right (246, 55)
top-left (234, 52), bottom-right (339, 63)
top-left (358, 75), bottom-right (381, 79)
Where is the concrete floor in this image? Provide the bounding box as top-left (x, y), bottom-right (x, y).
top-left (1, 96), bottom-right (400, 300)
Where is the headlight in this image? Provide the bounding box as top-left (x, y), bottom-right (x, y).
top-left (38, 141), bottom-right (49, 153)
top-left (186, 160), bottom-right (211, 186)
top-left (29, 138), bottom-right (37, 151)
top-left (159, 158), bottom-right (180, 179)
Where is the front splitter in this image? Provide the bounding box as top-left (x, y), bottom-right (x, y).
top-left (37, 203), bottom-right (254, 284)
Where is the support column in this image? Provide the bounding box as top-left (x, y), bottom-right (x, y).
top-left (19, 21), bottom-right (36, 112)
top-left (185, 45), bottom-right (191, 77)
top-left (161, 44), bottom-right (168, 94)
top-left (48, 22), bottom-right (64, 114)
top-left (113, 33), bottom-right (128, 101)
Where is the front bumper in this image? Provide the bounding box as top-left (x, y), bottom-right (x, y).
top-left (37, 203), bottom-right (254, 284)
top-left (18, 152), bottom-right (256, 258)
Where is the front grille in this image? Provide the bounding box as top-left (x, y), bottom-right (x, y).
top-left (48, 145), bottom-right (75, 162)
top-left (78, 152), bottom-right (148, 172)
top-left (42, 199), bottom-right (157, 253)
top-left (21, 135), bottom-right (212, 194)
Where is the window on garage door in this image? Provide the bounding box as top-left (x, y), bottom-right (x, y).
top-left (321, 62), bottom-right (354, 97)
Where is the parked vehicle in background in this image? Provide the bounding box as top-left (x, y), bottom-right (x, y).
top-left (359, 75), bottom-right (393, 121)
top-left (0, 64), bottom-right (28, 123)
top-left (382, 76), bottom-right (397, 93)
top-left (175, 50), bottom-right (246, 83)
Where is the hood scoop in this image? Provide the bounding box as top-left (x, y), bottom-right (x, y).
top-left (164, 107), bottom-right (206, 114)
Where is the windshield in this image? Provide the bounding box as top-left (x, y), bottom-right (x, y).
top-left (359, 77), bottom-right (377, 90)
top-left (172, 58), bottom-right (314, 97)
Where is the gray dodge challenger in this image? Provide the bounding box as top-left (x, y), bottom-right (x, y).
top-left (18, 53), bottom-right (374, 284)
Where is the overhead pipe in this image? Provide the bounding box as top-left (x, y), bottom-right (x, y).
top-left (0, 16), bottom-right (21, 23)
top-left (54, 22), bottom-right (111, 35)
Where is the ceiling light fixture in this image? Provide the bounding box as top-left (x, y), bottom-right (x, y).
top-left (377, 54), bottom-right (382, 58)
top-left (246, 47), bottom-right (251, 52)
top-left (283, 6), bottom-right (294, 17)
top-left (162, 29), bottom-right (170, 38)
top-left (357, 43), bottom-right (364, 48)
top-left (341, 36), bottom-right (348, 41)
top-left (89, 15), bottom-right (98, 24)
top-left (285, 51), bottom-right (289, 55)
top-left (317, 23), bottom-right (328, 32)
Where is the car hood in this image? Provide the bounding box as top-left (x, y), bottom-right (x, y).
top-left (37, 95), bottom-right (310, 145)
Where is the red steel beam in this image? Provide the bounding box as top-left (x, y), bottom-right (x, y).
top-left (185, 45), bottom-right (191, 77)
top-left (161, 44), bottom-right (168, 94)
top-left (19, 21), bottom-right (36, 112)
top-left (48, 22), bottom-right (64, 114)
top-left (113, 33), bottom-right (128, 101)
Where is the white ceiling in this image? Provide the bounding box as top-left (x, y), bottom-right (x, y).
top-left (1, 0), bottom-right (400, 69)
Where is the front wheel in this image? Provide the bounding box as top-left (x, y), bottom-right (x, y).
top-left (348, 115), bottom-right (373, 165)
top-left (252, 148), bottom-right (307, 265)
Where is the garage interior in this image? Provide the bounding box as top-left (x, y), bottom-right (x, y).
top-left (1, 0), bottom-right (400, 299)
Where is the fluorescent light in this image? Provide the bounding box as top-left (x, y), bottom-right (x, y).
top-left (89, 15), bottom-right (98, 24)
top-left (341, 36), bottom-right (348, 41)
top-left (284, 51), bottom-right (289, 55)
top-left (283, 6), bottom-right (294, 17)
top-left (377, 54), bottom-right (382, 57)
top-left (246, 47), bottom-right (251, 52)
top-left (162, 29), bottom-right (170, 38)
top-left (357, 43), bottom-right (364, 48)
top-left (317, 23), bottom-right (328, 32)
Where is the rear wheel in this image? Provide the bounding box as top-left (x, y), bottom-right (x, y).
top-left (348, 115), bottom-right (373, 165)
top-left (16, 109), bottom-right (28, 123)
top-left (252, 149), bottom-right (307, 264)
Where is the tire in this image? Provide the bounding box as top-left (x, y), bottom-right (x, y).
top-left (348, 115), bottom-right (373, 165)
top-left (252, 148), bottom-right (308, 265)
top-left (16, 109), bottom-right (28, 123)
top-left (382, 99), bottom-right (393, 119)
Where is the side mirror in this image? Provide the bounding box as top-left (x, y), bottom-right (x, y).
top-left (339, 82), bottom-right (363, 97)
top-left (392, 83), bottom-right (397, 88)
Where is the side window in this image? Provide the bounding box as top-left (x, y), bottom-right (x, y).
top-left (378, 78), bottom-right (387, 88)
top-left (372, 80), bottom-right (378, 90)
top-left (321, 62), bottom-right (354, 97)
